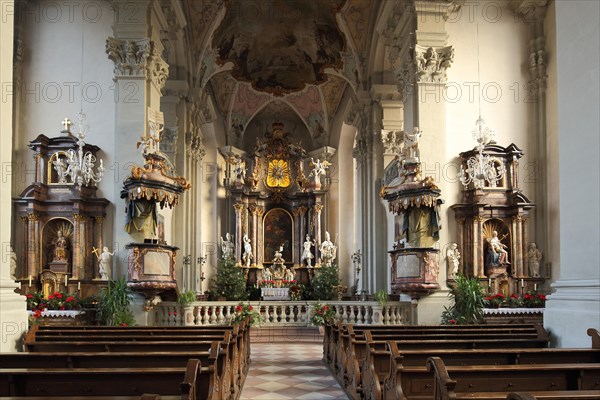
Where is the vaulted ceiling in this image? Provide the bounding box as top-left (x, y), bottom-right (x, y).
top-left (183, 0), bottom-right (379, 151)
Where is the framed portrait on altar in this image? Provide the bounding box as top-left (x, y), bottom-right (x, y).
top-left (263, 208), bottom-right (293, 263)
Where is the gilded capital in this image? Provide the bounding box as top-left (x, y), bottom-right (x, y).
top-left (27, 213), bottom-right (38, 222)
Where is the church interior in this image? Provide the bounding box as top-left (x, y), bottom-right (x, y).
top-left (0, 0), bottom-right (599, 397)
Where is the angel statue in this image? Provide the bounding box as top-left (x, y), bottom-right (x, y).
top-left (309, 158), bottom-right (331, 190)
top-left (93, 246), bottom-right (114, 280)
top-left (402, 127), bottom-right (422, 163)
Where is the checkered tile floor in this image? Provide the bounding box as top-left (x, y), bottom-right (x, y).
top-left (240, 328), bottom-right (348, 399)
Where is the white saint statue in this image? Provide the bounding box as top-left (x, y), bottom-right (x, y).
top-left (301, 234), bottom-right (315, 267)
top-left (527, 242), bottom-right (543, 277)
top-left (95, 246), bottom-right (114, 280)
top-left (319, 231), bottom-right (337, 265)
top-left (220, 233), bottom-right (234, 260)
top-left (446, 243), bottom-right (460, 278)
top-left (273, 244), bottom-right (285, 264)
top-left (242, 234), bottom-right (253, 267)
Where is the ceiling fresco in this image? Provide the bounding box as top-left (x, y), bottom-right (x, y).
top-left (183, 0), bottom-right (381, 151)
top-left (212, 0), bottom-right (347, 95)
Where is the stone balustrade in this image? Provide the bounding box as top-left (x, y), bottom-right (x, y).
top-left (154, 300), bottom-right (412, 327)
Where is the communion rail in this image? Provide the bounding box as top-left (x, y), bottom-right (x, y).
top-left (154, 301), bottom-right (412, 327)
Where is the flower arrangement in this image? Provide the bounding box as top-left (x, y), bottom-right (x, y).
top-left (508, 293), bottom-right (522, 308)
top-left (26, 291), bottom-right (79, 311)
top-left (484, 293), bottom-right (506, 308)
top-left (288, 283), bottom-right (303, 301)
top-left (281, 279), bottom-right (297, 287)
top-left (310, 302), bottom-right (336, 326)
top-left (231, 302), bottom-right (262, 327)
top-left (523, 291), bottom-right (546, 308)
top-left (260, 280), bottom-right (276, 288)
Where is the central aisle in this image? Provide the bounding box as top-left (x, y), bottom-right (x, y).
top-left (240, 327), bottom-right (349, 400)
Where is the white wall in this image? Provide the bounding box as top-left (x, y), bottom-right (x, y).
top-left (15, 0), bottom-right (116, 245)
top-left (445, 1), bottom-right (531, 214)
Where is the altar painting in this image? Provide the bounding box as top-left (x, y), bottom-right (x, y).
top-left (263, 208), bottom-right (293, 263)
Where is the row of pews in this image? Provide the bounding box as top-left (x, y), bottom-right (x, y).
top-left (0, 320), bottom-right (251, 400)
top-left (324, 321), bottom-right (600, 400)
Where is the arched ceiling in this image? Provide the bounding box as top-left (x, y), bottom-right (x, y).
top-left (183, 0), bottom-right (379, 152)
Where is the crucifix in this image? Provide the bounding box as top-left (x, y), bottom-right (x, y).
top-left (61, 118), bottom-right (72, 135)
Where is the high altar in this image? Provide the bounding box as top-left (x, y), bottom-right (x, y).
top-left (219, 123), bottom-right (335, 287)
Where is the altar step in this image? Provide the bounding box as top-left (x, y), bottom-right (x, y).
top-left (250, 326), bottom-right (322, 343)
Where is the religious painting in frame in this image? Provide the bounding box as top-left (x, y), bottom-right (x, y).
top-left (263, 208), bottom-right (293, 264)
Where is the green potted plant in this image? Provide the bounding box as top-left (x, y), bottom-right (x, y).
top-left (374, 289), bottom-right (389, 306)
top-left (211, 259), bottom-right (248, 301)
top-left (98, 277), bottom-right (135, 326)
top-left (310, 263), bottom-right (341, 300)
top-left (441, 275), bottom-right (485, 325)
top-left (178, 289), bottom-right (197, 326)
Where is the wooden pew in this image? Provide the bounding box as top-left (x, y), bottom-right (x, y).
top-left (328, 323), bottom-right (548, 386)
top-left (342, 327), bottom-right (550, 399)
top-left (507, 391), bottom-right (600, 399)
top-left (380, 341), bottom-right (600, 400)
top-left (0, 396), bottom-right (172, 400)
top-left (0, 359), bottom-right (206, 399)
top-left (426, 356), bottom-right (600, 400)
top-left (23, 323), bottom-right (250, 399)
top-left (1, 345), bottom-right (225, 400)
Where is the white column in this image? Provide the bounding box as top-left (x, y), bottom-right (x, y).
top-left (544, 1), bottom-right (600, 347)
top-left (0, 0), bottom-right (28, 351)
top-left (106, 1), bottom-right (169, 278)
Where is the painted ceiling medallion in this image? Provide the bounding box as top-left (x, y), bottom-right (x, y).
top-left (213, 0), bottom-right (346, 95)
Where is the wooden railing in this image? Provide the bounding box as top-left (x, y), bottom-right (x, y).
top-left (154, 301), bottom-right (412, 327)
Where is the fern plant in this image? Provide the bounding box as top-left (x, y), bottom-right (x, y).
top-left (98, 277), bottom-right (135, 326)
top-left (441, 275), bottom-right (485, 325)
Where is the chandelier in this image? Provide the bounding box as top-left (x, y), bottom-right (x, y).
top-left (54, 111), bottom-right (104, 188)
top-left (459, 116), bottom-right (505, 189)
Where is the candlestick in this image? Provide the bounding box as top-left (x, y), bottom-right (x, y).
top-left (65, 275), bottom-right (68, 286)
top-left (534, 283), bottom-right (537, 291)
top-left (28, 275), bottom-right (32, 287)
top-left (77, 281), bottom-right (81, 291)
top-left (488, 277), bottom-right (492, 288)
top-left (520, 278), bottom-right (524, 288)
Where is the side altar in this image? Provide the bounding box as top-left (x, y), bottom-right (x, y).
top-left (13, 115), bottom-right (109, 299)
